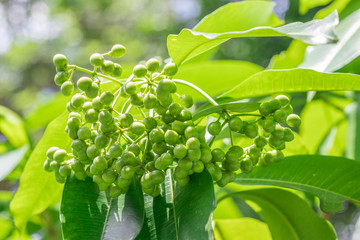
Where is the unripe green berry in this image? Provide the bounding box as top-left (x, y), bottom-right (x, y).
top-left (144, 93), bottom-right (157, 109)
top-left (188, 148), bottom-right (201, 161)
top-left (229, 116), bottom-right (243, 132)
top-left (244, 122), bottom-right (258, 139)
top-left (53, 54), bottom-right (68, 70)
top-left (254, 136), bottom-right (267, 148)
top-left (150, 170), bottom-right (165, 185)
top-left (240, 157), bottom-right (253, 173)
top-left (133, 64), bottom-right (147, 77)
top-left (95, 133), bottom-right (109, 149)
top-left (102, 169), bottom-right (117, 184)
top-left (200, 148), bottom-right (212, 164)
top-left (283, 104), bottom-right (293, 115)
top-left (112, 63), bottom-right (123, 78)
top-left (259, 102), bottom-right (271, 116)
top-left (174, 144), bottom-right (187, 159)
top-left (212, 167), bottom-right (222, 181)
top-left (272, 125), bottom-right (285, 139)
top-left (268, 99), bottom-right (281, 113)
top-left (47, 147), bottom-right (60, 159)
top-left (143, 117), bottom-right (157, 130)
top-left (67, 117), bottom-right (81, 130)
top-left (164, 63), bottom-right (178, 76)
top-left (118, 113), bottom-right (134, 128)
top-left (101, 60), bottom-right (115, 75)
top-left (53, 149), bottom-right (67, 163)
top-left (129, 122), bottom-right (146, 135)
top-left (157, 79), bottom-right (176, 93)
top-left (124, 82), bottom-right (137, 96)
top-left (146, 58), bottom-right (160, 72)
top-left (85, 109), bottom-right (98, 123)
top-left (90, 53), bottom-right (104, 67)
top-left (274, 109), bottom-right (287, 124)
top-left (61, 81), bottom-right (74, 96)
top-left (99, 111), bottom-right (113, 125)
top-left (54, 71), bottom-right (68, 86)
top-left (120, 151), bottom-right (137, 166)
top-left (108, 144), bottom-right (123, 158)
top-left (192, 161), bottom-right (204, 173)
top-left (263, 119), bottom-right (276, 133)
top-left (77, 126), bottom-right (91, 140)
top-left (100, 91), bottom-right (114, 105)
top-left (109, 185), bottom-right (123, 198)
top-left (275, 95), bottom-right (290, 107)
top-left (180, 94), bottom-right (193, 108)
top-left (86, 145), bottom-right (100, 159)
top-left (212, 148), bottom-right (225, 162)
top-left (85, 83), bottom-right (99, 99)
top-left (175, 175), bottom-right (190, 187)
top-left (127, 143), bottom-right (141, 156)
top-left (286, 114), bottom-right (301, 128)
top-left (71, 94), bottom-right (86, 109)
top-left (208, 121), bottom-right (222, 136)
top-left (169, 103), bottom-right (182, 117)
top-left (164, 130), bottom-right (179, 145)
top-left (110, 44), bottom-right (126, 58)
top-left (76, 77), bottom-right (92, 91)
top-left (59, 164), bottom-right (72, 177)
top-left (93, 156), bottom-right (108, 171)
top-left (283, 128), bottom-right (294, 142)
top-left (186, 137), bottom-right (200, 149)
top-left (152, 142), bottom-right (167, 155)
top-left (130, 93), bottom-right (144, 106)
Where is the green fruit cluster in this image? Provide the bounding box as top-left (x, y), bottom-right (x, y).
top-left (45, 44), bottom-right (301, 198)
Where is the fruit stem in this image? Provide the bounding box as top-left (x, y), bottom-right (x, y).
top-left (69, 65), bottom-right (123, 84)
top-left (172, 79), bottom-right (218, 106)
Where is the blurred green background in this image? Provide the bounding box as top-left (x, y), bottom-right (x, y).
top-left (1, 0), bottom-right (360, 239)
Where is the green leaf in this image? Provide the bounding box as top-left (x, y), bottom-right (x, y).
top-left (221, 69), bottom-right (360, 100)
top-left (300, 99), bottom-right (347, 154)
top-left (10, 111), bottom-right (70, 231)
top-left (235, 155), bottom-right (360, 213)
top-left (345, 93), bottom-right (360, 161)
top-left (175, 60), bottom-right (263, 100)
top-left (300, 9), bottom-right (360, 72)
top-left (268, 40), bottom-right (307, 69)
top-left (0, 145), bottom-right (29, 181)
top-left (219, 188), bottom-right (336, 240)
top-left (192, 102), bottom-right (260, 121)
top-left (61, 176), bottom-right (144, 240)
top-left (299, 0), bottom-right (332, 15)
top-left (214, 218), bottom-right (272, 240)
top-left (137, 170), bottom-right (216, 240)
top-left (314, 0), bottom-right (352, 19)
top-left (168, 3), bottom-right (338, 65)
top-left (25, 93), bottom-right (70, 130)
top-left (0, 105), bottom-right (28, 148)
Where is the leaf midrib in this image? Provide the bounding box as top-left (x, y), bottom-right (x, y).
top-left (236, 177), bottom-right (351, 202)
top-left (100, 198), bottom-right (114, 240)
top-left (240, 192), bottom-right (300, 240)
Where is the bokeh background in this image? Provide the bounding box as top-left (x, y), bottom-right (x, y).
top-left (1, 0), bottom-right (360, 239)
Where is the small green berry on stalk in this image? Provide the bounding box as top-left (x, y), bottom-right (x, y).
top-left (77, 77), bottom-right (92, 91)
top-left (286, 114), bottom-right (301, 128)
top-left (112, 63), bottom-right (123, 77)
top-left (61, 81), bottom-right (74, 96)
top-left (53, 54), bottom-right (68, 71)
top-left (101, 60), bottom-right (115, 75)
top-left (275, 95), bottom-right (290, 107)
top-left (208, 121), bottom-right (222, 136)
top-left (90, 53), bottom-right (105, 67)
top-left (54, 71), bottom-right (68, 86)
top-left (146, 58), bottom-right (160, 72)
top-left (109, 44), bottom-right (126, 58)
top-left (133, 64), bottom-right (147, 77)
top-left (164, 62), bottom-right (178, 76)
